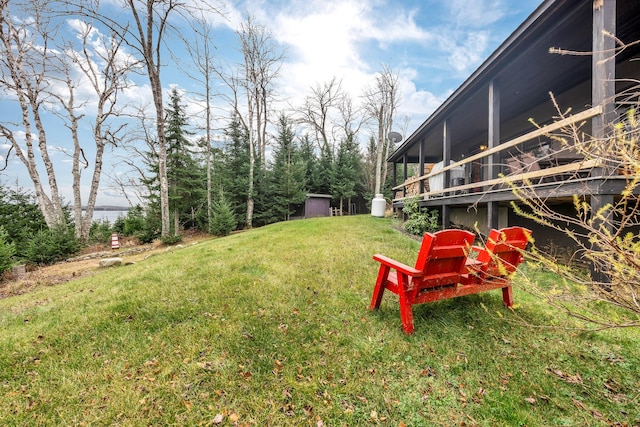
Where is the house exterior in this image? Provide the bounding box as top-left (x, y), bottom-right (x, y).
top-left (389, 0), bottom-right (639, 248)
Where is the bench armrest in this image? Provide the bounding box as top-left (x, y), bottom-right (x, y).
top-left (373, 254), bottom-right (423, 277)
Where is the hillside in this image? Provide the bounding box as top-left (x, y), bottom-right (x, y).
top-left (1, 216), bottom-right (638, 426)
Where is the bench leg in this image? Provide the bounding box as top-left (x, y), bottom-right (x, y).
top-left (398, 275), bottom-right (415, 334)
top-left (399, 294), bottom-right (414, 334)
top-left (370, 265), bottom-right (390, 310)
top-left (502, 285), bottom-right (514, 307)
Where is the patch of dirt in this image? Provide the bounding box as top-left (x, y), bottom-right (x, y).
top-left (0, 232), bottom-right (211, 300)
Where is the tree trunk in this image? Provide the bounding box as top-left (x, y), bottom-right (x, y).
top-left (128, 0), bottom-right (170, 237)
top-left (246, 139), bottom-right (255, 228)
top-left (206, 79), bottom-right (212, 229)
top-left (374, 105), bottom-right (384, 195)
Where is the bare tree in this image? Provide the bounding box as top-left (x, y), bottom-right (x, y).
top-left (72, 0), bottom-right (222, 236)
top-left (109, 104), bottom-right (158, 207)
top-left (179, 14), bottom-right (219, 229)
top-left (0, 0), bottom-right (67, 228)
top-left (337, 91), bottom-right (365, 141)
top-left (1, 0), bottom-right (141, 240)
top-left (297, 77), bottom-right (346, 154)
top-left (122, 0), bottom-right (175, 237)
top-left (215, 16), bottom-right (283, 229)
top-left (362, 65), bottom-right (400, 196)
top-left (54, 22), bottom-right (133, 240)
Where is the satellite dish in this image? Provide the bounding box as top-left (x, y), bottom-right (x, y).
top-left (387, 131), bottom-right (403, 143)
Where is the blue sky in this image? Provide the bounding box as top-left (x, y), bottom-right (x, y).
top-left (0, 0), bottom-right (544, 206)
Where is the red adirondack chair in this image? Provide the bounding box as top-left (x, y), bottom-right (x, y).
top-left (370, 229), bottom-right (475, 334)
top-left (462, 226), bottom-right (532, 307)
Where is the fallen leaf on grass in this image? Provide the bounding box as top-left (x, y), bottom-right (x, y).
top-left (525, 396), bottom-right (537, 405)
top-left (572, 399), bottom-right (586, 410)
top-left (420, 366), bottom-right (437, 377)
top-left (212, 414), bottom-right (224, 424)
top-left (197, 361), bottom-right (214, 371)
top-left (547, 368), bottom-right (583, 384)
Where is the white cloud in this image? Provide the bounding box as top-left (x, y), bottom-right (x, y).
top-left (446, 31), bottom-right (490, 72)
top-left (446, 0), bottom-right (507, 28)
top-left (236, 0), bottom-right (434, 122)
top-left (399, 79), bottom-right (446, 119)
top-left (273, 1), bottom-right (371, 72)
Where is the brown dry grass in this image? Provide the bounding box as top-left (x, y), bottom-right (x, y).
top-left (0, 232), bottom-right (211, 299)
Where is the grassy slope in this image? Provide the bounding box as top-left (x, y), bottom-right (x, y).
top-left (0, 215), bottom-right (638, 426)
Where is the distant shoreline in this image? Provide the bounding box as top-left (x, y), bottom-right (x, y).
top-left (84, 206), bottom-right (129, 212)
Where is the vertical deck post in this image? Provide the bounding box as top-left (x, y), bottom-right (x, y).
top-left (403, 153), bottom-right (408, 188)
top-left (590, 0), bottom-right (616, 283)
top-left (487, 80), bottom-right (501, 230)
top-left (419, 138), bottom-right (425, 194)
top-left (442, 119), bottom-right (451, 229)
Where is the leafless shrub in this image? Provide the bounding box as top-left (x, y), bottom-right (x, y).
top-left (508, 99), bottom-right (640, 328)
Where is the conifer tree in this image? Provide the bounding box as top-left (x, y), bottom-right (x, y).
top-left (220, 115), bottom-right (251, 229)
top-left (0, 226), bottom-right (16, 274)
top-left (315, 145), bottom-right (334, 195)
top-left (165, 88), bottom-right (206, 234)
top-left (271, 115), bottom-right (306, 221)
top-left (332, 131), bottom-right (361, 214)
top-left (210, 191), bottom-right (236, 236)
top-left (143, 88), bottom-right (206, 235)
top-left (299, 134), bottom-right (317, 192)
top-left (0, 184), bottom-right (47, 259)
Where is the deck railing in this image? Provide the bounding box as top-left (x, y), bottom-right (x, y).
top-left (392, 105), bottom-right (604, 201)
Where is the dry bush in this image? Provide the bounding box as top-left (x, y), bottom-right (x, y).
top-left (510, 102), bottom-right (640, 328)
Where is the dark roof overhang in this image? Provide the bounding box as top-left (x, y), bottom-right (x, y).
top-left (390, 0), bottom-right (640, 164)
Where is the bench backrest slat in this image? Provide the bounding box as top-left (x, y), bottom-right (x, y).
top-left (414, 229), bottom-right (475, 286)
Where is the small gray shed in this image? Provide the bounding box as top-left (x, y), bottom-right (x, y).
top-left (294, 194), bottom-right (332, 219)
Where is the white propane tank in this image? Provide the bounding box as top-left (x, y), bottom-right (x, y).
top-left (371, 194), bottom-right (386, 217)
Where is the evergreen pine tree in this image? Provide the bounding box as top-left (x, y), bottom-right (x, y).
top-left (210, 191), bottom-right (236, 236)
top-left (299, 135), bottom-right (317, 192)
top-left (332, 131), bottom-right (361, 214)
top-left (314, 144), bottom-right (334, 195)
top-left (165, 87), bottom-right (207, 234)
top-left (0, 185), bottom-right (47, 260)
top-left (251, 165), bottom-right (278, 227)
top-left (0, 226), bottom-right (15, 274)
top-left (220, 115), bottom-right (250, 229)
top-left (271, 114), bottom-right (307, 221)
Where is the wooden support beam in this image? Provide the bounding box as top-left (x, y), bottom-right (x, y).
top-left (590, 0), bottom-right (617, 283)
top-left (488, 80), bottom-right (501, 230)
top-left (442, 120), bottom-right (451, 229)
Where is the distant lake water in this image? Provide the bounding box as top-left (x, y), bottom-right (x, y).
top-left (89, 210), bottom-right (129, 223)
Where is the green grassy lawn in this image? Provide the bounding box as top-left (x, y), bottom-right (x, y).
top-left (1, 215), bottom-right (638, 426)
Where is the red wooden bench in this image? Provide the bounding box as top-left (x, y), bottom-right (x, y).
top-left (462, 226), bottom-right (531, 307)
top-left (370, 227), bottom-right (530, 334)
